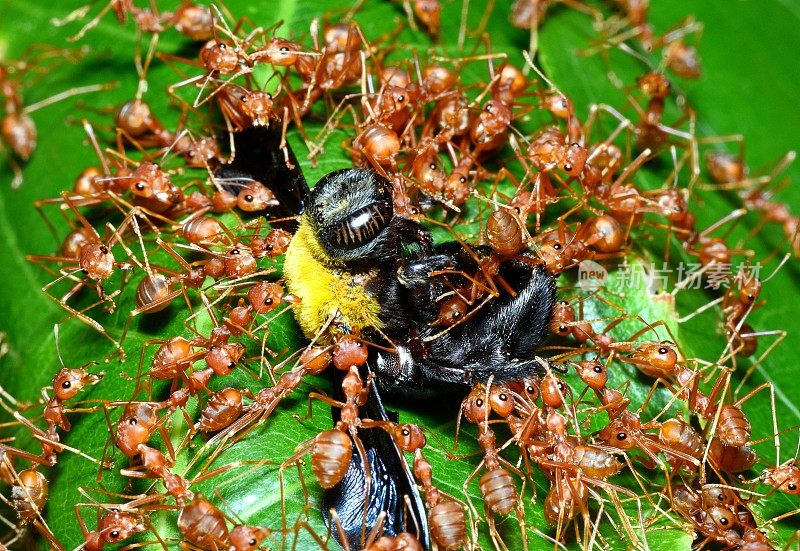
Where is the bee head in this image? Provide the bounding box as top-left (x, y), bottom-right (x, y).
top-left (307, 168), bottom-right (394, 263)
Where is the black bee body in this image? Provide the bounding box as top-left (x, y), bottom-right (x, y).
top-left (375, 245), bottom-right (557, 397)
top-left (291, 167), bottom-right (557, 396)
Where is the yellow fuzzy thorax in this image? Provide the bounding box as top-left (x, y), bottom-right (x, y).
top-left (283, 219), bottom-right (384, 339)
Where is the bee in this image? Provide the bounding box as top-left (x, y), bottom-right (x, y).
top-left (227, 127), bottom-right (556, 549)
top-left (284, 167), bottom-right (557, 396)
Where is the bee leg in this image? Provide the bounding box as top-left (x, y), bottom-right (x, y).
top-left (396, 255), bottom-right (456, 287)
top-left (391, 217), bottom-right (434, 253)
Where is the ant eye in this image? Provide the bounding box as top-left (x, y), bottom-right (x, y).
top-left (128, 418), bottom-right (138, 425)
top-left (789, 483), bottom-right (797, 491)
top-left (100, 246), bottom-right (109, 254)
top-left (111, 530), bottom-right (120, 539)
top-left (499, 393), bottom-right (508, 401)
top-left (228, 362), bottom-right (235, 368)
top-left (62, 381), bottom-right (71, 388)
top-left (616, 432), bottom-right (627, 441)
top-left (265, 298), bottom-right (273, 305)
top-left (249, 539), bottom-right (257, 546)
top-left (245, 195), bottom-right (254, 202)
top-left (397, 95), bottom-right (405, 102)
top-left (563, 164), bottom-right (572, 172)
top-left (593, 366), bottom-right (602, 373)
top-left (218, 43), bottom-right (226, 50)
top-left (459, 176), bottom-right (466, 183)
top-left (231, 248), bottom-right (240, 255)
top-left (658, 347), bottom-right (668, 354)
top-left (402, 428), bottom-right (409, 436)
top-left (135, 182), bottom-right (146, 191)
top-left (429, 163), bottom-right (436, 170)
top-left (476, 398), bottom-right (484, 407)
top-left (553, 243), bottom-right (562, 250)
top-left (280, 46), bottom-right (288, 52)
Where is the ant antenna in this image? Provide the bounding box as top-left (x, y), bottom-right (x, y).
top-left (522, 50), bottom-right (562, 95)
top-left (54, 324), bottom-right (66, 369)
top-left (761, 253), bottom-right (791, 284)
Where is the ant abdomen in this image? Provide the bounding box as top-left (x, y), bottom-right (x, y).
top-left (479, 467), bottom-right (517, 515)
top-left (429, 500), bottom-right (467, 550)
top-left (311, 429), bottom-right (353, 489)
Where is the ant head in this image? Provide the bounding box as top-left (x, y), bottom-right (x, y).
top-left (540, 374), bottom-right (568, 409)
top-left (239, 90), bottom-right (275, 125)
top-left (638, 71), bottom-right (671, 99)
top-left (332, 335), bottom-right (368, 370)
top-left (394, 423), bottom-right (426, 452)
top-left (265, 38), bottom-right (302, 66)
top-left (575, 360), bottom-right (607, 391)
top-left (199, 39), bottom-right (239, 74)
top-left (462, 386), bottom-right (491, 424)
top-left (52, 368), bottom-right (103, 401)
top-left (488, 384), bottom-right (515, 417)
top-left (237, 182), bottom-right (278, 212)
top-left (230, 525), bottom-right (271, 551)
top-left (736, 271), bottom-right (762, 303)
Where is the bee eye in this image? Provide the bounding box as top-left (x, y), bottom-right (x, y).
top-left (327, 202), bottom-right (392, 250)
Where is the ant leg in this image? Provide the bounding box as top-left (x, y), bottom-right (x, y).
top-left (733, 329), bottom-right (786, 393)
top-left (42, 277), bottom-right (125, 360)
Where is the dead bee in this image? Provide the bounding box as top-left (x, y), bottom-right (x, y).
top-left (283, 167), bottom-right (557, 396)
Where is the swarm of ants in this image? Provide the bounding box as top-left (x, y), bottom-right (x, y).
top-left (0, 0), bottom-right (799, 550)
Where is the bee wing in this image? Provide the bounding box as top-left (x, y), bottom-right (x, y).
top-left (323, 362), bottom-right (430, 550)
top-left (214, 124), bottom-right (309, 230)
